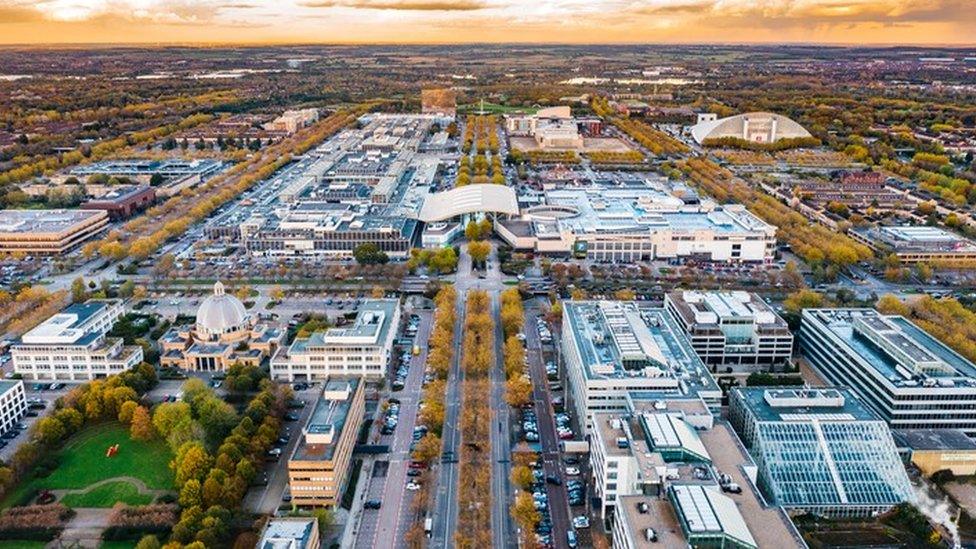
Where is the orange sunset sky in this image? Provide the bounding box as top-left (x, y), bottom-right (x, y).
top-left (0, 0), bottom-right (974, 45)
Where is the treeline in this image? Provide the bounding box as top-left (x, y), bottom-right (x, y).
top-left (406, 285), bottom-right (456, 547)
top-left (461, 115), bottom-right (499, 155)
top-left (456, 290), bottom-right (494, 548)
top-left (583, 150), bottom-right (645, 165)
top-left (510, 149), bottom-right (579, 164)
top-left (458, 115), bottom-right (503, 185)
top-left (673, 157), bottom-right (873, 270)
top-left (702, 136), bottom-right (822, 151)
top-left (876, 294), bottom-right (976, 364)
top-left (84, 104), bottom-right (374, 263)
top-left (500, 288), bottom-right (531, 408)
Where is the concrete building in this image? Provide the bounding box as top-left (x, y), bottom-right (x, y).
top-left (892, 429), bottom-right (976, 477)
top-left (800, 308), bottom-right (976, 437)
top-left (271, 300), bottom-right (399, 381)
top-left (257, 517), bottom-right (320, 549)
top-left (690, 112), bottom-right (812, 145)
top-left (81, 185), bottom-right (156, 220)
top-left (12, 299), bottom-right (143, 381)
top-left (0, 381), bottom-right (27, 436)
top-left (288, 378), bottom-right (364, 507)
top-left (561, 301), bottom-right (721, 435)
top-left (665, 291), bottom-right (793, 369)
top-left (0, 209), bottom-right (108, 256)
top-left (851, 225), bottom-right (976, 264)
top-left (730, 387), bottom-right (912, 517)
top-left (505, 106), bottom-right (584, 150)
top-left (70, 159), bottom-right (224, 181)
top-left (159, 282), bottom-right (282, 371)
top-left (795, 171), bottom-right (907, 210)
top-left (264, 109), bottom-right (319, 134)
top-left (497, 184), bottom-right (776, 262)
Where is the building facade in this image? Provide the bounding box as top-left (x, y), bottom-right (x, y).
top-left (271, 300), bottom-right (399, 381)
top-left (0, 209), bottom-right (108, 256)
top-left (800, 308), bottom-right (976, 437)
top-left (12, 299), bottom-right (143, 381)
top-left (665, 291), bottom-right (793, 369)
top-left (0, 381), bottom-right (27, 435)
top-left (288, 378), bottom-right (364, 507)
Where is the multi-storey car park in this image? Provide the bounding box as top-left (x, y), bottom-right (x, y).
top-left (729, 387), bottom-right (912, 518)
top-left (11, 299), bottom-right (144, 382)
top-left (271, 299), bottom-right (399, 382)
top-left (287, 378), bottom-right (364, 507)
top-left (560, 300), bottom-right (722, 435)
top-left (665, 290), bottom-right (793, 370)
top-left (800, 308), bottom-right (976, 437)
top-left (0, 209), bottom-right (108, 256)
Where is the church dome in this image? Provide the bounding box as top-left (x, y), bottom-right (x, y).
top-left (195, 282), bottom-right (249, 338)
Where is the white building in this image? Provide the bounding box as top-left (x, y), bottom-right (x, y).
top-left (560, 301), bottom-right (721, 435)
top-left (271, 300), bottom-right (400, 381)
top-left (665, 291), bottom-right (793, 369)
top-left (0, 381), bottom-right (27, 435)
top-left (689, 112), bottom-right (811, 145)
top-left (264, 109), bottom-right (320, 134)
top-left (257, 517), bottom-right (320, 549)
top-left (12, 299), bottom-right (143, 382)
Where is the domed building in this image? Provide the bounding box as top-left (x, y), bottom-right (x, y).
top-left (689, 112), bottom-right (811, 145)
top-left (159, 282), bottom-right (283, 372)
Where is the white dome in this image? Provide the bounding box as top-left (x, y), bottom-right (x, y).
top-left (195, 282), bottom-right (248, 337)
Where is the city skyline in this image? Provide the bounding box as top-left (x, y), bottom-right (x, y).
top-left (1, 0), bottom-right (974, 45)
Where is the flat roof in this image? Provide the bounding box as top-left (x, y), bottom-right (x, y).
top-left (639, 413), bottom-right (710, 462)
top-left (804, 308), bottom-right (976, 389)
top-left (260, 517), bottom-right (316, 549)
top-left (71, 158), bottom-right (224, 176)
top-left (20, 299), bottom-right (118, 345)
top-left (669, 290), bottom-right (787, 329)
top-left (292, 378), bottom-right (360, 462)
top-left (891, 429), bottom-right (976, 451)
top-left (290, 299), bottom-right (396, 354)
top-left (855, 225), bottom-right (976, 253)
top-left (564, 301), bottom-right (719, 396)
top-left (670, 485), bottom-right (757, 548)
top-left (0, 380), bottom-right (22, 394)
top-left (733, 386), bottom-right (880, 423)
top-left (0, 209), bottom-right (105, 235)
top-left (617, 495), bottom-right (686, 549)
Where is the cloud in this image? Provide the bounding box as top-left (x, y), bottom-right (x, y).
top-left (300, 0), bottom-right (487, 10)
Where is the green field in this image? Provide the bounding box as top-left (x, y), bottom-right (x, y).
top-left (0, 542), bottom-right (47, 549)
top-left (457, 102), bottom-right (537, 115)
top-left (3, 423), bottom-right (174, 508)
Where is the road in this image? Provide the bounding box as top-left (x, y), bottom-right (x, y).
top-left (487, 249), bottom-right (516, 549)
top-left (525, 301), bottom-right (572, 549)
top-left (355, 309), bottom-right (433, 548)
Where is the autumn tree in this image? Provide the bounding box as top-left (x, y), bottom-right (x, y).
top-left (130, 406), bottom-right (155, 441)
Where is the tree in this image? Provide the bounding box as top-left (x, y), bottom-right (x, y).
top-left (876, 294), bottom-right (911, 317)
top-left (506, 376), bottom-right (532, 407)
top-left (510, 492), bottom-right (541, 530)
top-left (179, 479), bottom-right (203, 508)
top-left (153, 401), bottom-right (193, 437)
top-left (510, 465), bottom-right (534, 490)
top-left (71, 277), bottom-right (88, 303)
top-left (412, 432), bottom-right (442, 464)
top-left (174, 442), bottom-right (213, 488)
top-left (467, 241), bottom-right (491, 264)
top-left (118, 400), bottom-right (139, 424)
top-left (34, 417), bottom-right (66, 445)
top-left (353, 243), bottom-right (389, 265)
top-left (614, 288), bottom-right (636, 301)
top-left (131, 406), bottom-right (155, 441)
top-left (119, 280), bottom-right (135, 298)
top-left (135, 535), bottom-right (162, 549)
top-left (269, 287), bottom-right (285, 302)
top-left (783, 289), bottom-right (827, 315)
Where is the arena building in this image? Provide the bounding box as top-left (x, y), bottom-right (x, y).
top-left (690, 112), bottom-right (812, 145)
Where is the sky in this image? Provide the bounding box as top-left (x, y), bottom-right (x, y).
top-left (1, 0), bottom-right (974, 45)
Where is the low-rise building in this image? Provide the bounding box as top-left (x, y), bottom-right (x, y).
top-left (159, 282), bottom-right (282, 371)
top-left (264, 109), bottom-right (320, 134)
top-left (561, 301), bottom-right (721, 435)
top-left (0, 381), bottom-right (27, 435)
top-left (892, 429), bottom-right (976, 477)
top-left (0, 209), bottom-right (108, 256)
top-left (800, 308), bottom-right (976, 437)
top-left (730, 386), bottom-right (912, 517)
top-left (665, 290), bottom-right (793, 370)
top-left (257, 517), bottom-right (320, 549)
top-left (271, 299), bottom-right (399, 381)
top-left (851, 225), bottom-right (976, 264)
top-left (80, 185), bottom-right (156, 220)
top-left (12, 299), bottom-right (143, 381)
top-left (288, 378), bottom-right (364, 507)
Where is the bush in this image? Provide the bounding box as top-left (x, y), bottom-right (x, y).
top-left (102, 503), bottom-right (178, 540)
top-left (0, 504), bottom-right (73, 541)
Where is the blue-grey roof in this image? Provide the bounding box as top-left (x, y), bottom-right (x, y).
top-left (733, 387), bottom-right (880, 423)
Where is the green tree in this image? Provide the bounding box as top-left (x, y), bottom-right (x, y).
top-left (179, 479), bottom-right (203, 508)
top-left (135, 535), bottom-right (161, 549)
top-left (34, 417), bottom-right (66, 445)
top-left (468, 241), bottom-right (491, 264)
top-left (118, 400), bottom-right (139, 424)
top-left (353, 243), bottom-right (389, 265)
top-left (153, 401), bottom-right (193, 437)
top-left (174, 442), bottom-right (213, 488)
top-left (71, 277), bottom-right (88, 303)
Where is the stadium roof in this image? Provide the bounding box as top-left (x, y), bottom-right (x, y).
top-left (417, 184), bottom-right (519, 222)
top-left (690, 112), bottom-right (811, 145)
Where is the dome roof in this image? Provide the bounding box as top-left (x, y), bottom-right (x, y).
top-left (195, 282), bottom-right (248, 336)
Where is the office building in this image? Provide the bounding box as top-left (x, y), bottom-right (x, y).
top-left (288, 378), bottom-right (364, 507)
top-left (264, 109), bottom-right (320, 134)
top-left (257, 517), bottom-right (320, 549)
top-left (271, 300), bottom-right (399, 381)
top-left (800, 308), bottom-right (976, 437)
top-left (561, 301), bottom-right (721, 435)
top-left (70, 159), bottom-right (225, 181)
top-left (159, 282), bottom-right (282, 371)
top-left (851, 225), bottom-right (976, 264)
top-left (0, 209), bottom-right (108, 256)
top-left (665, 291), bottom-right (793, 369)
top-left (666, 485), bottom-right (758, 548)
top-left (0, 381), bottom-right (27, 436)
top-left (81, 185), bottom-right (156, 220)
top-left (795, 171), bottom-right (907, 210)
top-left (730, 387), bottom-right (912, 517)
top-left (12, 299), bottom-right (143, 381)
top-left (892, 429), bottom-right (976, 477)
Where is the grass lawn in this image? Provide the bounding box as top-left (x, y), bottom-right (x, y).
top-left (99, 541), bottom-right (137, 549)
top-left (60, 480), bottom-right (155, 508)
top-left (2, 423), bottom-right (173, 508)
top-left (0, 542), bottom-right (47, 549)
top-left (458, 102), bottom-right (537, 115)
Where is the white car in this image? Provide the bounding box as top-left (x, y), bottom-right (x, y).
top-left (572, 516), bottom-right (590, 529)
top-left (565, 467), bottom-right (580, 476)
top-left (406, 481), bottom-right (421, 491)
